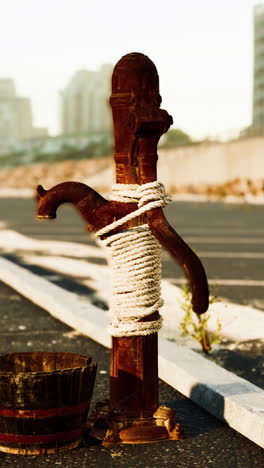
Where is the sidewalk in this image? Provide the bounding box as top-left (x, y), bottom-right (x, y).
top-left (0, 280), bottom-right (263, 467)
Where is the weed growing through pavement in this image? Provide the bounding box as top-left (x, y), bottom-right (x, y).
top-left (179, 284), bottom-right (222, 354)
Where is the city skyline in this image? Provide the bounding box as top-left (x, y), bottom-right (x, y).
top-left (1, 0), bottom-right (263, 140)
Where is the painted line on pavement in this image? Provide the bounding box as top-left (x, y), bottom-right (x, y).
top-left (179, 228), bottom-right (264, 235)
top-left (199, 251), bottom-right (264, 259)
top-left (173, 278), bottom-right (264, 287)
top-left (185, 237), bottom-right (264, 244)
top-left (0, 257), bottom-right (263, 448)
top-left (0, 230), bottom-right (105, 259)
top-left (163, 249), bottom-right (264, 259)
top-left (3, 231), bottom-right (264, 258)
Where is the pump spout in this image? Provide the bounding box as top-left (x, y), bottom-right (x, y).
top-left (36, 181), bottom-right (138, 233)
top-left (36, 181), bottom-right (110, 230)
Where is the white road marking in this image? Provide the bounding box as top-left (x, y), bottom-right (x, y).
top-left (173, 278), bottom-right (264, 287)
top-left (0, 230), bottom-right (105, 258)
top-left (2, 230), bottom-right (264, 259)
top-left (185, 236), bottom-right (264, 244)
top-left (178, 228), bottom-right (264, 235)
top-left (199, 252), bottom-right (264, 258)
top-left (162, 250), bottom-right (264, 259)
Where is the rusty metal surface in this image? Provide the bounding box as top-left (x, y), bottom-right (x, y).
top-left (36, 52), bottom-right (209, 443)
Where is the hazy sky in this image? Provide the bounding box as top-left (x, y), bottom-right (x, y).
top-left (0, 0), bottom-right (263, 139)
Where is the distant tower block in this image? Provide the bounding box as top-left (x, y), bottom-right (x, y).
top-left (253, 4), bottom-right (264, 130)
top-left (60, 64), bottom-right (113, 135)
top-left (0, 79), bottom-right (33, 154)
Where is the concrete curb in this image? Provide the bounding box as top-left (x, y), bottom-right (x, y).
top-left (0, 257), bottom-right (110, 348)
top-left (0, 257), bottom-right (263, 448)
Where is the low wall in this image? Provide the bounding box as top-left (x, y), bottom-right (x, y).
top-left (1, 137), bottom-right (264, 195)
top-left (157, 137), bottom-right (264, 187)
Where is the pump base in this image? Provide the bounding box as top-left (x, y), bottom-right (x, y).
top-left (87, 401), bottom-right (184, 445)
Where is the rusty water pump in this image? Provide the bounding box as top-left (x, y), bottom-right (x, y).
top-left (36, 52), bottom-right (209, 444)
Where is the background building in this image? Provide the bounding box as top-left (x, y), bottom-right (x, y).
top-left (252, 4), bottom-right (264, 131)
top-left (0, 79), bottom-right (32, 154)
top-left (60, 64), bottom-right (113, 135)
top-left (0, 78), bottom-right (48, 155)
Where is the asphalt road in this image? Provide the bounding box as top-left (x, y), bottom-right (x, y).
top-left (0, 280), bottom-right (263, 467)
top-left (1, 197), bottom-right (264, 309)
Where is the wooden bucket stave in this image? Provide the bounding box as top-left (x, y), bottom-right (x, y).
top-left (0, 352), bottom-right (97, 454)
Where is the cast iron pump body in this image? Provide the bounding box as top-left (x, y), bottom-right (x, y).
top-left (37, 52), bottom-right (209, 444)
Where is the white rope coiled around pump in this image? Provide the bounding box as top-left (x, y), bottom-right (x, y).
top-left (95, 181), bottom-right (172, 337)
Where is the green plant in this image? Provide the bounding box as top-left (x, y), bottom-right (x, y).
top-left (179, 284), bottom-right (222, 354)
top-left (160, 128), bottom-right (193, 148)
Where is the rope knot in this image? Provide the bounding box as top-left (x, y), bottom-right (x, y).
top-left (136, 181), bottom-right (171, 208)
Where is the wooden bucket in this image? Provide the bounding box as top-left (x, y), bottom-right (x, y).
top-left (0, 351), bottom-right (97, 455)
